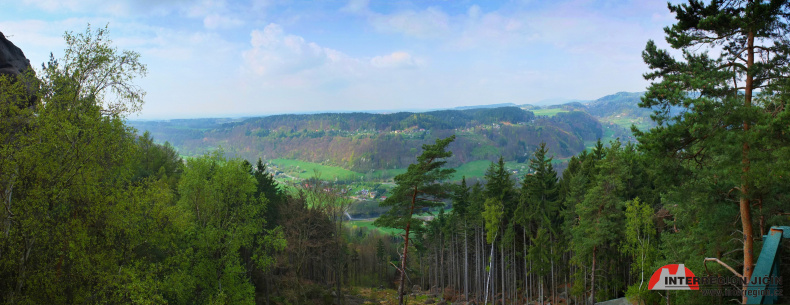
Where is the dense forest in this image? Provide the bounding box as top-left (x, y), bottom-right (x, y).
top-left (130, 106), bottom-right (612, 172)
top-left (3, 1), bottom-right (790, 305)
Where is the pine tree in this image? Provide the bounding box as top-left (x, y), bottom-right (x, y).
top-left (451, 177), bottom-right (472, 300)
top-left (572, 141), bottom-right (628, 304)
top-left (374, 136), bottom-right (456, 305)
top-left (521, 143), bottom-right (560, 304)
top-left (522, 143), bottom-right (559, 233)
top-left (639, 2), bottom-right (790, 300)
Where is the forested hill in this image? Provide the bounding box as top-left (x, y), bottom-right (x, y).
top-left (582, 91), bottom-right (654, 129)
top-left (236, 106), bottom-right (535, 131)
top-left (130, 96), bottom-right (648, 173)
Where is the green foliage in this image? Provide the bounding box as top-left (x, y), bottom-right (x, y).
top-left (249, 158), bottom-right (285, 229)
top-left (58, 24), bottom-right (147, 116)
top-left (527, 227), bottom-right (551, 276)
top-left (129, 107), bottom-right (601, 172)
top-left (175, 151), bottom-right (284, 304)
top-left (374, 136), bottom-right (455, 304)
top-left (519, 143), bottom-right (561, 279)
top-left (0, 25), bottom-right (290, 304)
top-left (451, 177), bottom-right (471, 217)
top-left (374, 136), bottom-right (456, 232)
top-left (133, 131), bottom-right (184, 189)
top-left (484, 157), bottom-right (515, 208)
top-left (621, 197), bottom-right (656, 302)
top-left (482, 198), bottom-right (503, 244)
top-left (573, 141), bottom-right (627, 255)
top-left (639, 2), bottom-right (790, 302)
top-left (0, 24), bottom-right (169, 303)
top-left (521, 143), bottom-right (559, 231)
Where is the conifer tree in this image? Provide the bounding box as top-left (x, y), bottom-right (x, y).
top-left (572, 141), bottom-right (628, 304)
top-left (521, 143), bottom-right (560, 304)
top-left (374, 136), bottom-right (456, 305)
top-left (522, 143), bottom-right (559, 233)
top-left (639, 2), bottom-right (790, 299)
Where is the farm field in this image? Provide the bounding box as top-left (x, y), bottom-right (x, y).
top-left (530, 108), bottom-right (569, 117)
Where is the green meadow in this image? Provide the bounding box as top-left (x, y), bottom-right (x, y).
top-left (530, 108), bottom-right (569, 117)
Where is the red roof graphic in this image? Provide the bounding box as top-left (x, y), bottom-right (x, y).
top-left (648, 264), bottom-right (699, 290)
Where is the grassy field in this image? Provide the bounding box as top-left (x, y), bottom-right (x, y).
top-left (583, 124), bottom-right (621, 152)
top-left (353, 287), bottom-right (435, 305)
top-left (531, 108), bottom-right (569, 117)
top-left (270, 155), bottom-right (568, 183)
top-left (269, 157), bottom-right (511, 182)
top-left (269, 158), bottom-right (362, 180)
top-left (451, 160), bottom-right (492, 180)
top-left (603, 116), bottom-right (652, 131)
top-left (347, 219), bottom-right (403, 235)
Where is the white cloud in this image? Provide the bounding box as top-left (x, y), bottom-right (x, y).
top-left (341, 0), bottom-right (369, 14)
top-left (20, 0), bottom-right (192, 17)
top-left (7, 0), bottom-right (681, 118)
top-left (185, 0), bottom-right (227, 18)
top-left (242, 23), bottom-right (426, 81)
top-left (22, 0), bottom-right (87, 12)
top-left (243, 23), bottom-right (349, 76)
top-left (203, 14), bottom-right (243, 29)
top-left (371, 7), bottom-right (449, 38)
top-left (467, 5), bottom-right (481, 19)
top-left (370, 51), bottom-right (418, 69)
top-left (341, 0), bottom-right (450, 39)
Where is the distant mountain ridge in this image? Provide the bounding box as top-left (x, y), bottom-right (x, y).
top-left (129, 91), bottom-right (651, 174)
top-left (452, 103), bottom-right (518, 110)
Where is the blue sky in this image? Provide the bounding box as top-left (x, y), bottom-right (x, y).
top-left (1, 0), bottom-right (679, 119)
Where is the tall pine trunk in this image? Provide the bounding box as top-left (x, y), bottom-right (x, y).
top-left (740, 27), bottom-right (755, 305)
top-left (591, 246), bottom-right (596, 305)
top-left (464, 220), bottom-right (469, 301)
top-left (502, 239), bottom-right (506, 304)
top-left (397, 186), bottom-right (420, 305)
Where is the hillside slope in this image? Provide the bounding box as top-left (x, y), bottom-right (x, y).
top-left (130, 92), bottom-right (659, 174)
top-left (131, 107), bottom-right (605, 172)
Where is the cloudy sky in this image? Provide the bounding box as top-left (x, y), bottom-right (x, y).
top-left (1, 0), bottom-right (680, 119)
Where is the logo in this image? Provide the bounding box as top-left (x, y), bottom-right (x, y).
top-left (648, 264), bottom-right (700, 290)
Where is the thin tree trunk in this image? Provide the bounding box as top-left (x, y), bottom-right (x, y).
top-left (591, 246), bottom-right (596, 305)
top-left (465, 220), bottom-right (469, 301)
top-left (397, 186), bottom-right (420, 305)
top-left (484, 231), bottom-right (497, 305)
top-left (501, 240), bottom-right (505, 305)
top-left (524, 227), bottom-right (528, 303)
top-left (440, 230), bottom-right (444, 290)
top-left (551, 244), bottom-right (555, 305)
top-left (740, 26), bottom-right (755, 305)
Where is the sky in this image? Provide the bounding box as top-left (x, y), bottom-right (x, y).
top-left (1, 0), bottom-right (681, 119)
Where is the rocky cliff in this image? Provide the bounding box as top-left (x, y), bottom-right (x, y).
top-left (0, 31), bottom-right (37, 108)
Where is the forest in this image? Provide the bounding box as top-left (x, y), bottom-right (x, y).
top-left (2, 1), bottom-right (790, 305)
top-left (129, 105), bottom-right (615, 172)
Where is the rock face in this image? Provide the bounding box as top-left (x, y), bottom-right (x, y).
top-left (0, 31), bottom-right (33, 78)
top-left (0, 31), bottom-right (37, 109)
